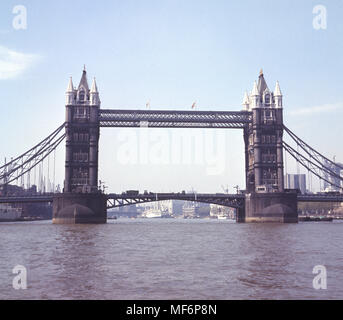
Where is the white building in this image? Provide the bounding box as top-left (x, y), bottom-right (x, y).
top-left (285, 174), bottom-right (306, 194)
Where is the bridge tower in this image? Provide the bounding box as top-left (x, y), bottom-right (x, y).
top-left (64, 67), bottom-right (100, 193)
top-left (240, 70), bottom-right (297, 222)
top-left (53, 67), bottom-right (106, 224)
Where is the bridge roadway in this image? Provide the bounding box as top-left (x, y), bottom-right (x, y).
top-left (1, 192), bottom-right (343, 208)
top-left (106, 192), bottom-right (245, 209)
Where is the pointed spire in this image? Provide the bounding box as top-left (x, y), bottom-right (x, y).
top-left (66, 77), bottom-right (74, 92)
top-left (78, 67), bottom-right (89, 91)
top-left (66, 77), bottom-right (75, 105)
top-left (257, 70), bottom-right (268, 95)
top-left (242, 91), bottom-right (249, 104)
top-left (274, 80), bottom-right (282, 96)
top-left (90, 76), bottom-right (100, 106)
top-left (90, 77), bottom-right (98, 93)
top-left (251, 81), bottom-right (259, 96)
top-left (242, 91), bottom-right (250, 111)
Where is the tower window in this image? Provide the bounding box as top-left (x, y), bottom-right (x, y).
top-left (79, 90), bottom-right (85, 101)
top-left (262, 169), bottom-right (277, 185)
top-left (265, 94), bottom-right (270, 105)
top-left (74, 107), bottom-right (90, 120)
top-left (72, 168), bottom-right (89, 186)
top-left (73, 151), bottom-right (89, 162)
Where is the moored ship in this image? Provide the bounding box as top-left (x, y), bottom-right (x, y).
top-left (0, 204), bottom-right (22, 222)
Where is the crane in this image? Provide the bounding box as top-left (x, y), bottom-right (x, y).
top-left (221, 184), bottom-right (229, 194)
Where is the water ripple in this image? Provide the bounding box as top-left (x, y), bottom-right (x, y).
top-left (0, 219), bottom-right (342, 299)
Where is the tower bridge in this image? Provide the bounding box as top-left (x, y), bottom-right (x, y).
top-left (1, 68), bottom-right (343, 223)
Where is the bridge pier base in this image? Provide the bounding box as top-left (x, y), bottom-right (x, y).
top-left (244, 192), bottom-right (298, 223)
top-left (236, 205), bottom-right (246, 223)
top-left (52, 193), bottom-right (107, 224)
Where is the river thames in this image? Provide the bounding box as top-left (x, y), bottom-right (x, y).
top-left (0, 218), bottom-right (342, 299)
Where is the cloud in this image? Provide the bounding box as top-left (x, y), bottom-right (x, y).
top-left (0, 46), bottom-right (40, 80)
top-left (287, 102), bottom-right (343, 116)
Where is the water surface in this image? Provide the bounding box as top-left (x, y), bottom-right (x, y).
top-left (1, 218), bottom-right (342, 299)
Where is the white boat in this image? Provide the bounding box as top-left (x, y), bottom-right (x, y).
top-left (217, 215), bottom-right (228, 220)
top-left (0, 204), bottom-right (22, 221)
top-left (143, 208), bottom-right (162, 218)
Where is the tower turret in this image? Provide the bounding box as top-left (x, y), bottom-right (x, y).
top-left (257, 69), bottom-right (268, 95)
top-left (242, 91), bottom-right (250, 111)
top-left (274, 81), bottom-right (282, 108)
top-left (65, 77), bottom-right (75, 106)
top-left (251, 81), bottom-right (260, 108)
top-left (90, 78), bottom-right (100, 106)
top-left (77, 66), bottom-right (89, 103)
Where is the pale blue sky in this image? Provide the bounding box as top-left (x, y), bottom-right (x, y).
top-left (0, 0), bottom-right (342, 193)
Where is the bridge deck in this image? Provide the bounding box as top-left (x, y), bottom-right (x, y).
top-left (0, 193), bottom-right (342, 207)
top-left (297, 194), bottom-right (343, 202)
top-left (107, 192), bottom-right (245, 208)
top-left (0, 194), bottom-right (54, 204)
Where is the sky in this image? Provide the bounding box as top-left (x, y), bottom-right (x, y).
top-left (0, 0), bottom-right (342, 193)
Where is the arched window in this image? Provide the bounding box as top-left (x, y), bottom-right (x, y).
top-left (79, 89), bottom-right (85, 101)
top-left (265, 94), bottom-right (270, 105)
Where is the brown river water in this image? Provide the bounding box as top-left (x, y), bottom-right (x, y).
top-left (0, 218), bottom-right (342, 299)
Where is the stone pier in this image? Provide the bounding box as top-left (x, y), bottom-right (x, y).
top-left (52, 193), bottom-right (107, 224)
top-left (244, 191), bottom-right (298, 223)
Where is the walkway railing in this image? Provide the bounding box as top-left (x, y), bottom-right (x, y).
top-left (99, 109), bottom-right (252, 128)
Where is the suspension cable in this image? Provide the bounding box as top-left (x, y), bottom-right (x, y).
top-left (0, 123), bottom-right (65, 170)
top-left (284, 125), bottom-right (343, 170)
top-left (283, 141), bottom-right (342, 191)
top-left (1, 133), bottom-right (65, 185)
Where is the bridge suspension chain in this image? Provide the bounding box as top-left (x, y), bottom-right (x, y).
top-left (0, 123), bottom-right (66, 186)
top-left (283, 141), bottom-right (342, 190)
top-left (284, 125), bottom-right (343, 171)
top-left (283, 126), bottom-right (343, 191)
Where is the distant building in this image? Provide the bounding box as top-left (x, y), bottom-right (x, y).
top-left (323, 160), bottom-right (343, 192)
top-left (169, 200), bottom-right (184, 216)
top-left (182, 202), bottom-right (210, 218)
top-left (159, 200), bottom-right (173, 215)
top-left (285, 174), bottom-right (306, 194)
top-left (0, 184), bottom-right (52, 218)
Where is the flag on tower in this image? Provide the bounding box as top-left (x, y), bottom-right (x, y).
top-left (146, 101), bottom-right (150, 109)
top-left (191, 101), bottom-right (196, 109)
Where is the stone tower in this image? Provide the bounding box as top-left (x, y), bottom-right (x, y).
top-left (64, 67), bottom-right (100, 193)
top-left (241, 70), bottom-right (297, 222)
top-left (243, 70), bottom-right (284, 193)
top-left (53, 67), bottom-right (106, 224)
